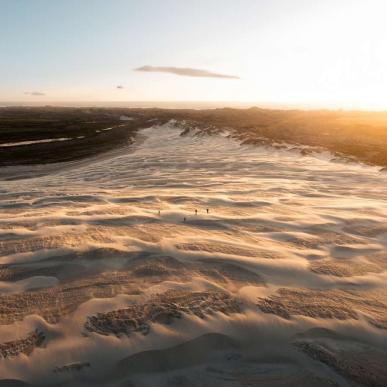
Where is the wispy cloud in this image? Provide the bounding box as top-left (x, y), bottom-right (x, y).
top-left (24, 91), bottom-right (46, 96)
top-left (135, 66), bottom-right (239, 79)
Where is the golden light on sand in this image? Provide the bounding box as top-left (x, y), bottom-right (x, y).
top-left (2, 2), bottom-right (387, 385)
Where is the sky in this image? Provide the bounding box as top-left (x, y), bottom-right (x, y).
top-left (1, 0), bottom-right (387, 109)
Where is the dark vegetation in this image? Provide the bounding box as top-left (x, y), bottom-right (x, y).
top-left (0, 107), bottom-right (168, 166)
top-left (1, 106), bottom-right (387, 167)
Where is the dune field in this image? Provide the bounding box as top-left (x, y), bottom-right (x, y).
top-left (1, 122), bottom-right (387, 386)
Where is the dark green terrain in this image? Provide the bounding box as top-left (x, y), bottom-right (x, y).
top-left (1, 106), bottom-right (387, 168)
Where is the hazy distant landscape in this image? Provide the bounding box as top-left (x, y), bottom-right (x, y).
top-left (1, 107), bottom-right (387, 386)
top-left (2, 106), bottom-right (387, 168)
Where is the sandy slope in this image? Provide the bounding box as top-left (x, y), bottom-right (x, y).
top-left (1, 122), bottom-right (387, 386)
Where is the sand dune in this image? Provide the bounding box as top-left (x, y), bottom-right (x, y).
top-left (1, 122), bottom-right (387, 386)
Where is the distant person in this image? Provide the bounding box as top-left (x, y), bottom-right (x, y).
top-left (206, 208), bottom-right (209, 213)
top-left (183, 217), bottom-right (186, 222)
top-left (158, 210), bottom-right (160, 216)
top-left (195, 209), bottom-right (197, 215)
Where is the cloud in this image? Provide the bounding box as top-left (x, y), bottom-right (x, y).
top-left (135, 66), bottom-right (239, 79)
top-left (116, 85), bottom-right (124, 89)
top-left (24, 91), bottom-right (46, 96)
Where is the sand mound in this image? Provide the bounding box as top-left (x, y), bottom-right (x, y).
top-left (294, 328), bottom-right (387, 387)
top-left (114, 333), bottom-right (338, 387)
top-left (0, 330), bottom-right (44, 358)
top-left (175, 241), bottom-right (259, 258)
top-left (116, 333), bottom-right (237, 374)
top-left (310, 259), bottom-right (381, 277)
top-left (85, 290), bottom-right (241, 337)
top-left (257, 288), bottom-right (387, 328)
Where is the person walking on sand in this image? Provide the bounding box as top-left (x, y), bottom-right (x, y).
top-left (195, 209), bottom-right (197, 215)
top-left (158, 210), bottom-right (160, 216)
top-left (206, 208), bottom-right (209, 214)
top-left (183, 217), bottom-right (186, 222)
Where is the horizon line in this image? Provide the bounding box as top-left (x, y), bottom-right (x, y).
top-left (1, 100), bottom-right (386, 113)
